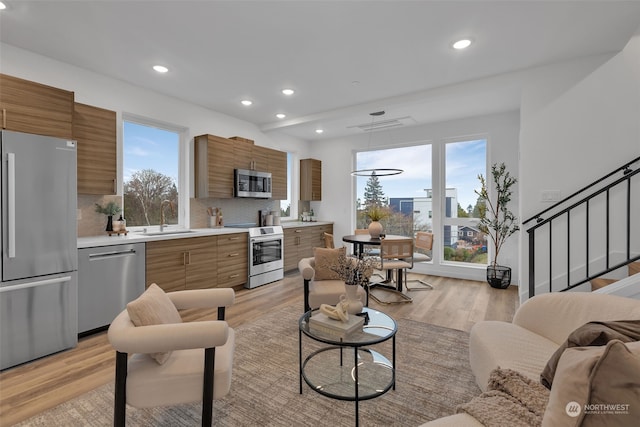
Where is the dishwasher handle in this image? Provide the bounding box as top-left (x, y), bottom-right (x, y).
top-left (88, 249), bottom-right (137, 260)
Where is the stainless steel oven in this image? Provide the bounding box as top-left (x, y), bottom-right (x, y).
top-left (247, 226), bottom-right (284, 289)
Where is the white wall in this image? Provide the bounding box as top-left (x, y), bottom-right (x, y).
top-left (308, 111), bottom-right (521, 283)
top-left (0, 43), bottom-right (312, 193)
top-left (519, 35), bottom-right (640, 302)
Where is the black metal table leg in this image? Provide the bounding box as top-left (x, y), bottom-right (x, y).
top-left (354, 346), bottom-right (359, 427)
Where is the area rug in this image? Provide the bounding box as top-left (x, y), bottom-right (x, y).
top-left (17, 307), bottom-right (481, 426)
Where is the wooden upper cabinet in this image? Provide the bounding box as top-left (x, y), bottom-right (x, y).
top-left (250, 145), bottom-right (270, 172)
top-left (234, 141), bottom-right (268, 171)
top-left (194, 134), bottom-right (235, 198)
top-left (233, 140), bottom-right (253, 170)
top-left (0, 74), bottom-right (74, 139)
top-left (74, 103), bottom-right (117, 195)
top-left (195, 133), bottom-right (288, 200)
top-left (267, 147), bottom-right (287, 200)
top-left (300, 158), bottom-right (322, 201)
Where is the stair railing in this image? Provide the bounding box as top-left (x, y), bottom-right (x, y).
top-left (524, 156), bottom-right (640, 297)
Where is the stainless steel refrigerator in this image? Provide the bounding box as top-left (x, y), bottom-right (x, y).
top-left (0, 130), bottom-right (78, 370)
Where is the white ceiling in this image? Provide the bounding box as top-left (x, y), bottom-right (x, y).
top-left (1, 1), bottom-right (639, 141)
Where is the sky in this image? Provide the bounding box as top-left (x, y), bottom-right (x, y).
top-left (356, 139), bottom-right (486, 210)
top-left (123, 121), bottom-right (179, 184)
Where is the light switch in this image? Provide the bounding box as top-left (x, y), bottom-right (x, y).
top-left (541, 190), bottom-right (562, 202)
top-left (77, 209), bottom-right (82, 220)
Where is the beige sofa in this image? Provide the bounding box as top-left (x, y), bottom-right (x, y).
top-left (420, 292), bottom-right (640, 426)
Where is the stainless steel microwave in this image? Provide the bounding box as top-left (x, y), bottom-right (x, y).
top-left (234, 169), bottom-right (272, 198)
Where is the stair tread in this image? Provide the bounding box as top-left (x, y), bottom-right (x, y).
top-left (630, 261), bottom-right (640, 276)
top-left (591, 278), bottom-right (617, 290)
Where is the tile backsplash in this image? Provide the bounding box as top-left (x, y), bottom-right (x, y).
top-left (190, 197), bottom-right (280, 228)
top-left (77, 194), bottom-right (282, 237)
top-left (77, 194), bottom-right (123, 237)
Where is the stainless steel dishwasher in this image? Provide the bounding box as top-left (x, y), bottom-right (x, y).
top-left (78, 243), bottom-right (145, 335)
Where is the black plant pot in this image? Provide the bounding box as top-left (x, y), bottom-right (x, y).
top-left (486, 265), bottom-right (511, 289)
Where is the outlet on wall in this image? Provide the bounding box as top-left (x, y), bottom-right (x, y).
top-left (541, 190), bottom-right (562, 202)
top-left (77, 209), bottom-right (82, 220)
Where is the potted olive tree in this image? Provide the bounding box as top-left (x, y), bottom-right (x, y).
top-left (475, 163), bottom-right (519, 289)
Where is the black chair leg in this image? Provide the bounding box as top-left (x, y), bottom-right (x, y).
top-left (114, 351), bottom-right (128, 427)
top-left (202, 347), bottom-right (215, 426)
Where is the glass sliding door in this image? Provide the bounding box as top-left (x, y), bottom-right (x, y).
top-left (443, 139), bottom-right (487, 265)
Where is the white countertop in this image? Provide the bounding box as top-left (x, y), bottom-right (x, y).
top-left (77, 221), bottom-right (333, 249)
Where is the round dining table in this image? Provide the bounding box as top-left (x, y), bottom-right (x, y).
top-left (342, 234), bottom-right (413, 294)
top-left (342, 234), bottom-right (411, 258)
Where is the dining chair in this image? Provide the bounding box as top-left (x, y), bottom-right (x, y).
top-left (369, 238), bottom-right (413, 304)
top-left (323, 232), bottom-right (335, 248)
top-left (354, 228), bottom-right (381, 256)
top-left (406, 231), bottom-right (435, 291)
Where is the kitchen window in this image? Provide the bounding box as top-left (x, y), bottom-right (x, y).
top-left (122, 116), bottom-right (187, 228)
top-left (280, 151), bottom-right (293, 219)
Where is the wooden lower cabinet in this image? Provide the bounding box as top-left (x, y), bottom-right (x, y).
top-left (284, 224), bottom-right (333, 272)
top-left (217, 233), bottom-right (248, 287)
top-left (146, 236), bottom-right (218, 292)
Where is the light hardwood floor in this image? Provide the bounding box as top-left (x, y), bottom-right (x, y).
top-left (0, 272), bottom-right (518, 426)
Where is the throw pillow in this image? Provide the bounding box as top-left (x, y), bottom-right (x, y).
top-left (541, 340), bottom-right (640, 427)
top-left (126, 283), bottom-right (182, 364)
top-left (540, 320), bottom-right (640, 389)
top-left (313, 246), bottom-right (346, 280)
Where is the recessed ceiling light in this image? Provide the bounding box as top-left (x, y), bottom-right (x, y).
top-left (0, 2), bottom-right (7, 10)
top-left (452, 39), bottom-right (472, 50)
top-left (276, 113), bottom-right (286, 119)
top-left (152, 65), bottom-right (169, 73)
top-left (241, 100), bottom-right (253, 106)
top-left (282, 89), bottom-right (295, 96)
top-left (315, 129), bottom-right (324, 134)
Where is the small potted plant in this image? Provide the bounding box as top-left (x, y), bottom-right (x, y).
top-left (475, 163), bottom-right (519, 289)
top-left (367, 205), bottom-right (389, 238)
top-left (330, 252), bottom-right (374, 314)
top-left (95, 201), bottom-right (121, 232)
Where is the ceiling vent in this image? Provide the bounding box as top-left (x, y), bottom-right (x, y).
top-left (347, 115), bottom-right (416, 132)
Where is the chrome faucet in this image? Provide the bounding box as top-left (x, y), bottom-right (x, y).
top-left (160, 200), bottom-right (175, 232)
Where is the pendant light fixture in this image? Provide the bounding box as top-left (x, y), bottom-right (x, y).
top-left (351, 111), bottom-right (404, 177)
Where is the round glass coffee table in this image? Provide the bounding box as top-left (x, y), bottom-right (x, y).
top-left (298, 307), bottom-right (397, 427)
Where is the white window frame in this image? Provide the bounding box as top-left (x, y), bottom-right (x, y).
top-left (121, 113), bottom-right (189, 230)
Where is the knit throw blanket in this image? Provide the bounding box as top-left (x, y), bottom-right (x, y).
top-left (456, 368), bottom-right (550, 427)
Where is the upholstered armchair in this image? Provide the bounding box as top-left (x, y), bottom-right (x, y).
top-left (298, 248), bottom-right (367, 312)
top-left (107, 284), bottom-right (235, 427)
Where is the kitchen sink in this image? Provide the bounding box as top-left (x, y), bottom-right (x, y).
top-left (142, 229), bottom-right (195, 236)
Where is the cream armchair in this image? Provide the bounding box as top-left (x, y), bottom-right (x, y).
top-left (108, 285), bottom-right (235, 427)
top-left (299, 256), bottom-right (367, 312)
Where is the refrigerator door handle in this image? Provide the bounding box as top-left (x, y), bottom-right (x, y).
top-left (7, 152), bottom-right (16, 258)
top-left (0, 275), bottom-right (72, 293)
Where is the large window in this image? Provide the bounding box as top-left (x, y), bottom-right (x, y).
top-left (355, 145), bottom-right (432, 240)
top-left (443, 139), bottom-right (487, 264)
top-left (354, 138), bottom-right (487, 268)
top-left (123, 118), bottom-right (184, 228)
